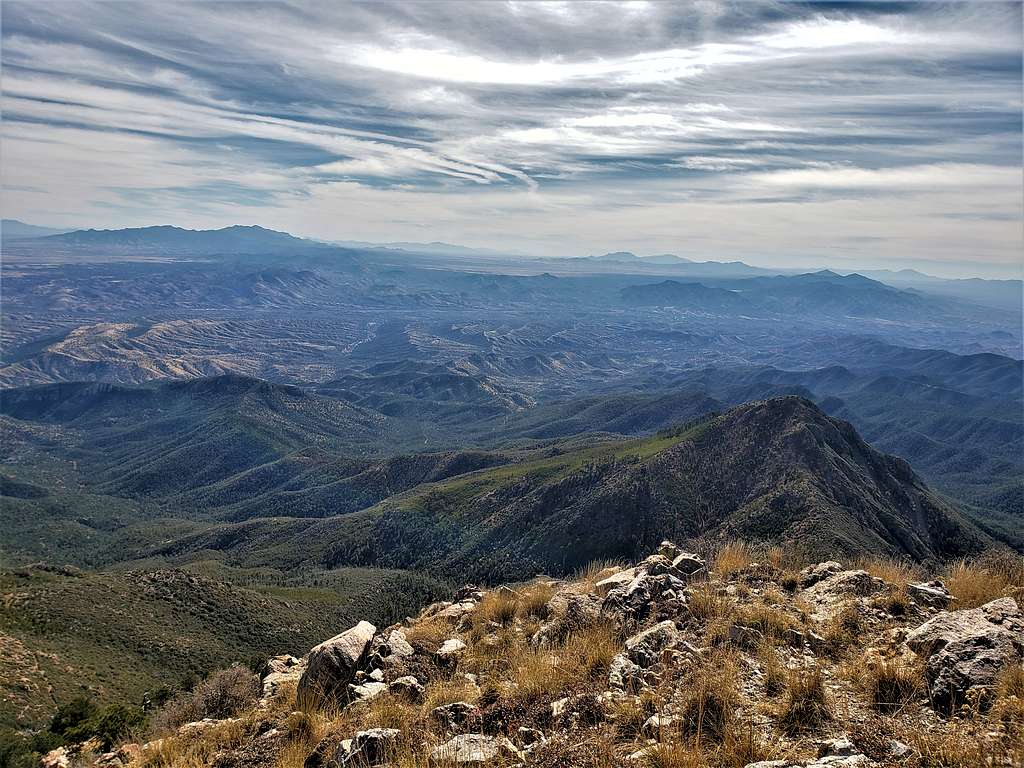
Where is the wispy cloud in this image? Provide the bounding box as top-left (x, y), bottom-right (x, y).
top-left (0, 0), bottom-right (1020, 276)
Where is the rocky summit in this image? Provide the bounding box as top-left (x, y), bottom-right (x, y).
top-left (40, 542), bottom-right (1023, 768)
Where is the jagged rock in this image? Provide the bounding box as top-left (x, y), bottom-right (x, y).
top-left (532, 592), bottom-right (601, 646)
top-left (658, 540), bottom-right (684, 560)
top-left (384, 628), bottom-right (415, 658)
top-left (41, 747), bottom-right (70, 768)
top-left (436, 638), bottom-right (468, 664)
top-left (434, 601), bottom-right (478, 623)
top-left (905, 597), bottom-right (1024, 710)
top-left (744, 757), bottom-right (874, 768)
top-left (389, 675), bottom-right (424, 702)
top-left (672, 552), bottom-right (708, 579)
top-left (604, 570), bottom-right (687, 623)
top-left (429, 734), bottom-right (519, 764)
top-left (641, 713), bottom-right (678, 738)
top-left (806, 570), bottom-right (886, 598)
top-left (297, 620), bottom-right (376, 707)
top-left (95, 744), bottom-right (141, 767)
top-left (595, 568), bottom-right (637, 597)
top-left (907, 581), bottom-right (953, 609)
top-left (515, 727), bottom-right (544, 747)
top-left (817, 737), bottom-right (858, 757)
top-left (261, 654), bottom-right (305, 700)
top-left (728, 623), bottom-right (764, 649)
top-left (431, 701), bottom-right (478, 732)
top-left (368, 667), bottom-right (385, 682)
top-left (625, 620), bottom-right (679, 667)
top-left (608, 652), bottom-right (647, 691)
top-left (454, 585), bottom-right (484, 602)
top-left (348, 681), bottom-right (387, 702)
top-left (333, 728), bottom-right (401, 766)
top-left (799, 561), bottom-right (844, 588)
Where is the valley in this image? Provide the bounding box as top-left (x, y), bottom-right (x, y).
top-left (0, 226), bottom-right (1020, 739)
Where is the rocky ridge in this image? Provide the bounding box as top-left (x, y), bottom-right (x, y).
top-left (43, 543), bottom-right (1023, 768)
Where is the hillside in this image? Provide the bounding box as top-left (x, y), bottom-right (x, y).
top-left (0, 564), bottom-right (448, 728)
top-left (141, 398), bottom-right (985, 581)
top-left (28, 542), bottom-right (1024, 768)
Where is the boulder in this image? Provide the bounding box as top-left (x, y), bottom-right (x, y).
top-left (907, 581), bottom-right (953, 609)
top-left (431, 701), bottom-right (478, 732)
top-left (672, 552), bottom-right (708, 579)
top-left (348, 681), bottom-right (387, 702)
top-left (905, 597), bottom-right (1024, 710)
top-left (625, 620), bottom-right (679, 667)
top-left (608, 653), bottom-right (646, 691)
top-left (436, 638), bottom-right (468, 664)
top-left (297, 621), bottom-right (377, 708)
top-left (389, 675), bottom-right (424, 702)
top-left (333, 728), bottom-right (401, 766)
top-left (799, 561), bottom-right (844, 588)
top-left (261, 654), bottom-right (305, 700)
top-left (595, 568), bottom-right (637, 597)
top-left (40, 748), bottom-right (70, 768)
top-left (429, 734), bottom-right (519, 765)
top-left (641, 713), bottom-right (678, 739)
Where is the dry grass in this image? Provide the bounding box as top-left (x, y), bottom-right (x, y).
top-left (688, 582), bottom-right (731, 623)
top-left (854, 555), bottom-right (921, 585)
top-left (777, 666), bottom-right (831, 735)
top-left (821, 602), bottom-right (865, 655)
top-left (714, 542), bottom-right (753, 577)
top-left (519, 581), bottom-right (556, 620)
top-left (945, 551), bottom-right (1024, 608)
top-left (757, 643), bottom-right (787, 696)
top-left (990, 664), bottom-right (1024, 736)
top-left (403, 616), bottom-right (452, 648)
top-left (141, 717), bottom-right (249, 768)
top-left (677, 650), bottom-right (739, 744)
top-left (860, 658), bottom-right (925, 714)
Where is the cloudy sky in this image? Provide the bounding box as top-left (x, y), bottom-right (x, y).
top-left (2, 1), bottom-right (1021, 277)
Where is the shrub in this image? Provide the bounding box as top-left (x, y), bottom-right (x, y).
top-left (67, 704), bottom-right (145, 750)
top-left (778, 666), bottom-right (831, 735)
top-left (150, 665), bottom-right (260, 735)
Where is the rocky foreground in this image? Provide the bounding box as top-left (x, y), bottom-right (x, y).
top-left (46, 544), bottom-right (1023, 768)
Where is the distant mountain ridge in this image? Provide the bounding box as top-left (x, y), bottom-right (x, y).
top-left (1, 219), bottom-right (73, 239)
top-left (33, 224), bottom-right (318, 252)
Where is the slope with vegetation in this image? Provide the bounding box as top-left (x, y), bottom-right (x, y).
top-left (22, 541), bottom-right (1024, 768)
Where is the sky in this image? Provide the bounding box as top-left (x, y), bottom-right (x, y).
top-left (1, 1), bottom-right (1022, 278)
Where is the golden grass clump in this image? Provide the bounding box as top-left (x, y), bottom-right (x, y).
top-left (715, 541), bottom-right (753, 577)
top-left (945, 551), bottom-right (1024, 609)
top-left (860, 658), bottom-right (925, 714)
top-left (853, 555), bottom-right (921, 585)
top-left (688, 582), bottom-right (731, 623)
top-left (677, 650), bottom-right (739, 744)
top-left (777, 666), bottom-right (832, 735)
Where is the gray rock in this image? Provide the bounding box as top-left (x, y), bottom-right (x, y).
top-left (799, 561), bottom-right (844, 588)
top-left (608, 652), bottom-right (646, 691)
top-left (906, 597), bottom-right (1024, 711)
top-left (641, 713), bottom-right (678, 739)
top-left (907, 581), bottom-right (952, 609)
top-left (671, 552), bottom-right (708, 578)
top-left (388, 675), bottom-right (424, 702)
top-left (625, 620), bottom-right (679, 667)
top-left (348, 681), bottom-right (387, 702)
top-left (595, 568), bottom-right (637, 597)
top-left (297, 621), bottom-right (376, 708)
top-left (334, 728), bottom-right (401, 766)
top-left (429, 734), bottom-right (519, 765)
top-left (431, 701), bottom-right (478, 733)
top-left (436, 638), bottom-right (468, 664)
